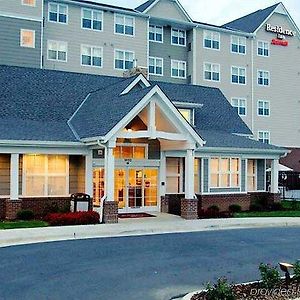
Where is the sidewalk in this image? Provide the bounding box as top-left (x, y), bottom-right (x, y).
top-left (1, 214), bottom-right (300, 248)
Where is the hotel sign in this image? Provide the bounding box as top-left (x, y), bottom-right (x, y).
top-left (265, 24), bottom-right (295, 46)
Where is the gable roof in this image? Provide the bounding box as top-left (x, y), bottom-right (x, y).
top-left (135, 0), bottom-right (156, 12)
top-left (222, 3), bottom-right (279, 33)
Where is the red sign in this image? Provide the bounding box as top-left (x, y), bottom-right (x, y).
top-left (271, 39), bottom-right (288, 46)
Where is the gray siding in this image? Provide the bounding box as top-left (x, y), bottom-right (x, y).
top-left (241, 159), bottom-right (246, 192)
top-left (257, 159), bottom-right (265, 191)
top-left (0, 0), bottom-right (43, 19)
top-left (43, 0), bottom-right (148, 76)
top-left (0, 16), bottom-right (41, 68)
top-left (149, 26), bottom-right (191, 84)
top-left (203, 158), bottom-right (209, 193)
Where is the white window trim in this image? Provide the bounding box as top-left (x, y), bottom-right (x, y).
top-left (203, 62), bottom-right (221, 82)
top-left (203, 30), bottom-right (220, 51)
top-left (231, 65), bottom-right (247, 85)
top-left (171, 59), bottom-right (187, 79)
top-left (166, 157), bottom-right (184, 194)
top-left (47, 40), bottom-right (68, 62)
top-left (114, 48), bottom-right (135, 71)
top-left (231, 97), bottom-right (247, 116)
top-left (80, 44), bottom-right (103, 68)
top-left (257, 40), bottom-right (270, 57)
top-left (148, 56), bottom-right (163, 76)
top-left (171, 28), bottom-right (186, 47)
top-left (48, 2), bottom-right (68, 25)
top-left (257, 70), bottom-right (270, 87)
top-left (115, 143), bottom-right (149, 159)
top-left (257, 100), bottom-right (270, 117)
top-left (230, 35), bottom-right (246, 55)
top-left (22, 0), bottom-right (36, 7)
top-left (22, 155), bottom-right (69, 197)
top-left (209, 157), bottom-right (241, 189)
top-left (149, 24), bottom-right (163, 43)
top-left (81, 8), bottom-right (103, 32)
top-left (20, 29), bottom-right (35, 48)
top-left (114, 14), bottom-right (135, 37)
top-left (258, 131), bottom-right (271, 144)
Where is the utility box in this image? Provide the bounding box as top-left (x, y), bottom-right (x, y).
top-left (71, 193), bottom-right (91, 212)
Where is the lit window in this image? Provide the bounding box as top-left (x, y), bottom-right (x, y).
top-left (149, 57), bottom-right (163, 76)
top-left (247, 159), bottom-right (256, 191)
top-left (204, 31), bottom-right (220, 50)
top-left (210, 157), bottom-right (240, 188)
top-left (257, 41), bottom-right (269, 57)
top-left (179, 108), bottom-right (194, 125)
top-left (258, 70), bottom-right (270, 86)
top-left (231, 98), bottom-right (246, 116)
top-left (23, 155), bottom-right (68, 196)
top-left (22, 0), bottom-right (36, 6)
top-left (93, 168), bottom-right (105, 206)
top-left (194, 158), bottom-right (200, 194)
top-left (47, 40), bottom-right (67, 61)
top-left (113, 145), bottom-right (146, 159)
top-left (204, 63), bottom-right (220, 81)
top-left (171, 28), bottom-right (186, 46)
top-left (114, 50), bottom-right (134, 70)
top-left (115, 14), bottom-right (134, 36)
top-left (166, 158), bottom-right (183, 193)
top-left (149, 25), bottom-right (163, 42)
top-left (257, 100), bottom-right (270, 116)
top-left (20, 29), bottom-right (35, 48)
top-left (82, 9), bottom-right (103, 31)
top-left (231, 35), bottom-right (246, 54)
top-left (171, 60), bottom-right (186, 78)
top-left (231, 66), bottom-right (246, 84)
top-left (48, 3), bottom-right (68, 24)
top-left (81, 45), bottom-right (103, 67)
top-left (258, 131), bottom-right (270, 144)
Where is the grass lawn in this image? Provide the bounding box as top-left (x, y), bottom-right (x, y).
top-left (0, 220), bottom-right (49, 230)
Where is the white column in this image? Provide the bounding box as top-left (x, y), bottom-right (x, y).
top-left (85, 151), bottom-right (93, 196)
top-left (270, 159), bottom-right (279, 194)
top-left (185, 149), bottom-right (195, 199)
top-left (106, 146), bottom-right (115, 202)
top-left (10, 153), bottom-right (19, 200)
top-left (159, 151), bottom-right (166, 197)
top-left (148, 100), bottom-right (156, 139)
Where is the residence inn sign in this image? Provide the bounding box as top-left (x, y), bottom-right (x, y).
top-left (266, 23), bottom-right (295, 46)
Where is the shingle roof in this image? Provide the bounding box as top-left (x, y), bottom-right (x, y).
top-left (135, 0), bottom-right (157, 12)
top-left (222, 3), bottom-right (279, 33)
top-left (154, 81), bottom-right (252, 136)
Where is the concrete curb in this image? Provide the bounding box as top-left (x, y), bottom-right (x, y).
top-left (1, 216), bottom-right (300, 248)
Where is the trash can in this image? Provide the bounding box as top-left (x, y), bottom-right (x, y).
top-left (70, 193), bottom-right (91, 212)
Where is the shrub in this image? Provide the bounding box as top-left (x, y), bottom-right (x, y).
top-left (206, 278), bottom-right (236, 300)
top-left (293, 261), bottom-right (300, 281)
top-left (208, 205), bottom-right (220, 212)
top-left (271, 202), bottom-right (284, 211)
top-left (17, 210), bottom-right (34, 221)
top-left (259, 263), bottom-right (281, 289)
top-left (249, 203), bottom-right (263, 212)
top-left (44, 211), bottom-right (100, 226)
top-left (229, 204), bottom-right (242, 213)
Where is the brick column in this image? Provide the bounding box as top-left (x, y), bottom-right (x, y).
top-left (160, 196), bottom-right (169, 213)
top-left (103, 201), bottom-right (118, 224)
top-left (5, 199), bottom-right (22, 220)
top-left (181, 198), bottom-right (198, 220)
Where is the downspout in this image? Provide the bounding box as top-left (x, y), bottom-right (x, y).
top-left (251, 37), bottom-right (255, 135)
top-left (97, 140), bottom-right (107, 223)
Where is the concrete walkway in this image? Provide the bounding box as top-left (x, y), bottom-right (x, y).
top-left (1, 214), bottom-right (300, 248)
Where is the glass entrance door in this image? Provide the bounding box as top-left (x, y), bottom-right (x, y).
top-left (114, 168), bottom-right (158, 211)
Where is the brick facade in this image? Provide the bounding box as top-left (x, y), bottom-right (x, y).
top-left (0, 198), bottom-right (6, 219)
top-left (160, 196), bottom-right (169, 213)
top-left (103, 201), bottom-right (118, 224)
top-left (5, 199), bottom-right (22, 220)
top-left (181, 198), bottom-right (198, 220)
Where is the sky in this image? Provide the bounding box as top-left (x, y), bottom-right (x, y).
top-left (91, 0), bottom-right (300, 27)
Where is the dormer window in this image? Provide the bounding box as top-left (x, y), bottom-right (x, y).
top-left (179, 108), bottom-right (194, 125)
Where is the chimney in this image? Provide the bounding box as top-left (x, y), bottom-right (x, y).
top-left (123, 60), bottom-right (148, 78)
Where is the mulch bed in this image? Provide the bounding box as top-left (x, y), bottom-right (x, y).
top-left (118, 213), bottom-right (156, 219)
top-left (191, 279), bottom-right (300, 300)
